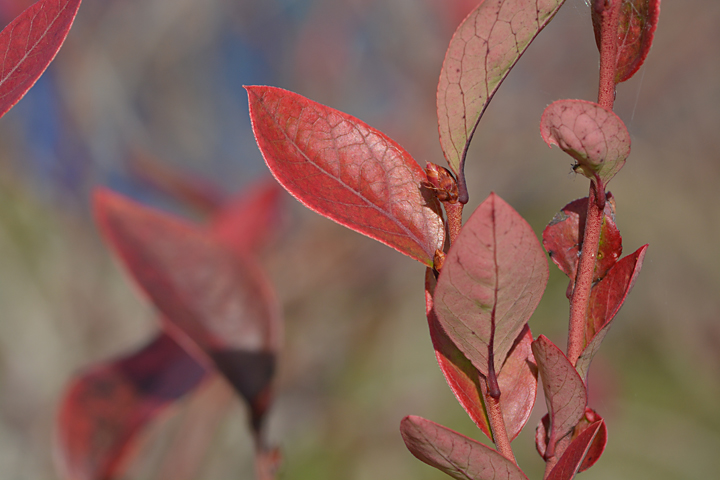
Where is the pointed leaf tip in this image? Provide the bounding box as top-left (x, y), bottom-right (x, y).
top-left (434, 193), bottom-right (548, 376)
top-left (246, 85), bottom-right (444, 266)
top-left (437, 0), bottom-right (567, 202)
top-left (0, 0), bottom-right (82, 118)
top-left (400, 415), bottom-right (529, 480)
top-left (540, 99), bottom-right (630, 187)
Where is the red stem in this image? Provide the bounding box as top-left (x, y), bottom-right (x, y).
top-left (444, 202), bottom-right (463, 244)
top-left (480, 376), bottom-right (516, 463)
top-left (567, 183), bottom-right (605, 366)
top-left (597, 0), bottom-right (622, 109)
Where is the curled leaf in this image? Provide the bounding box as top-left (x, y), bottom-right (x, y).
top-left (247, 85), bottom-right (444, 267)
top-left (0, 0), bottom-right (82, 118)
top-left (540, 99), bottom-right (630, 188)
top-left (426, 270), bottom-right (537, 442)
top-left (434, 192), bottom-right (548, 376)
top-left (437, 0), bottom-right (567, 202)
top-left (55, 333), bottom-right (208, 480)
top-left (400, 415), bottom-right (529, 480)
top-left (531, 336), bottom-right (587, 458)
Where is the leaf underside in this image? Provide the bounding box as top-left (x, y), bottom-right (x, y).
top-left (400, 415), bottom-right (529, 480)
top-left (0, 0), bottom-right (82, 118)
top-left (247, 85), bottom-right (444, 266)
top-left (434, 192), bottom-right (548, 376)
top-left (536, 408), bottom-right (607, 472)
top-left (531, 335), bottom-right (587, 455)
top-left (547, 420), bottom-right (604, 480)
top-left (437, 0), bottom-right (567, 202)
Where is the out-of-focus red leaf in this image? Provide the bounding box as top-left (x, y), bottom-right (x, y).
top-left (531, 335), bottom-right (587, 458)
top-left (592, 0), bottom-right (661, 84)
top-left (246, 85), bottom-right (444, 267)
top-left (55, 333), bottom-right (208, 480)
top-left (536, 408), bottom-right (607, 471)
top-left (546, 419), bottom-right (603, 480)
top-left (209, 179), bottom-right (285, 257)
top-left (129, 149), bottom-right (227, 215)
top-left (542, 194), bottom-right (620, 295)
top-left (576, 244), bottom-right (648, 379)
top-left (426, 270), bottom-right (538, 442)
top-left (434, 192), bottom-right (548, 376)
top-left (93, 188), bottom-right (282, 432)
top-left (437, 0), bottom-right (566, 202)
top-left (0, 0), bottom-right (81, 118)
top-left (400, 415), bottom-right (529, 480)
top-left (540, 99), bottom-right (630, 188)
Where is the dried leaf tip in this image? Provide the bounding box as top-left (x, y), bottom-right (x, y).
top-left (423, 163), bottom-right (459, 204)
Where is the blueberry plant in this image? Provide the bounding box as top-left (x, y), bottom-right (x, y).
top-left (247, 0), bottom-right (659, 479)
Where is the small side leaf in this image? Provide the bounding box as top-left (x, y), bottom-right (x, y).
top-left (536, 408), bottom-right (607, 473)
top-left (0, 0), bottom-right (82, 118)
top-left (93, 188), bottom-right (282, 432)
top-left (55, 333), bottom-right (208, 480)
top-left (426, 270), bottom-right (538, 441)
top-left (531, 336), bottom-right (587, 457)
top-left (437, 0), bottom-right (567, 201)
top-left (542, 194), bottom-right (620, 293)
top-left (400, 415), bottom-right (529, 480)
top-left (546, 420), bottom-right (604, 480)
top-left (247, 85), bottom-right (444, 266)
top-left (576, 244), bottom-right (648, 379)
top-left (434, 192), bottom-right (548, 376)
top-left (540, 99), bottom-right (630, 188)
top-left (592, 0), bottom-right (661, 84)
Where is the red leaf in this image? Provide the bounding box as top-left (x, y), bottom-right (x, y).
top-left (592, 0), bottom-right (661, 84)
top-left (0, 0), bottom-right (81, 118)
top-left (531, 336), bottom-right (587, 458)
top-left (576, 244), bottom-right (648, 379)
top-left (546, 419), bottom-right (604, 480)
top-left (400, 415), bottom-right (529, 480)
top-left (247, 85), bottom-right (444, 267)
top-left (576, 409), bottom-right (608, 472)
top-left (93, 188), bottom-right (282, 431)
top-left (55, 333), bottom-right (208, 480)
top-left (209, 178), bottom-right (285, 257)
top-left (437, 0), bottom-right (566, 202)
top-left (426, 270), bottom-right (537, 442)
top-left (540, 99), bottom-right (630, 188)
top-left (434, 192), bottom-right (548, 376)
top-left (128, 149), bottom-right (227, 215)
top-left (542, 195), bottom-right (621, 296)
top-left (536, 408), bottom-right (607, 472)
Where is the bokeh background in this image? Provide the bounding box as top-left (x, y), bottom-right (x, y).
top-left (0, 0), bottom-right (718, 478)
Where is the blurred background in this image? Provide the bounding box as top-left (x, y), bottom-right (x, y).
top-left (0, 0), bottom-right (718, 478)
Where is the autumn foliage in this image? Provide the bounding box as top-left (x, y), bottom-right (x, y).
top-left (0, 0), bottom-right (662, 479)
